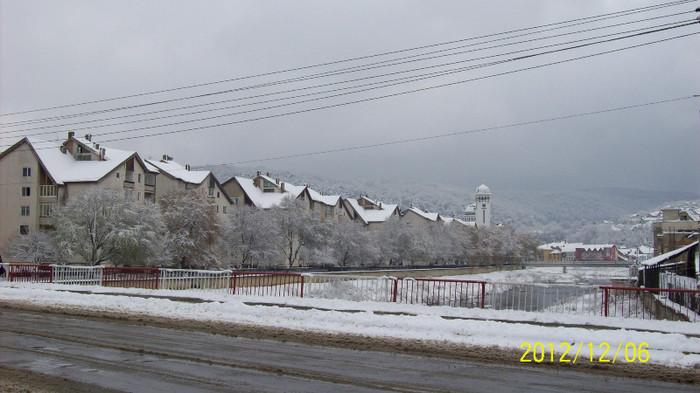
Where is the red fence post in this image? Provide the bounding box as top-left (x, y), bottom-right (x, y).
top-left (300, 274), bottom-right (305, 298)
top-left (480, 282), bottom-right (486, 309)
top-left (603, 287), bottom-right (609, 317)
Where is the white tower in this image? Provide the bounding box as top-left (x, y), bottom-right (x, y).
top-left (475, 184), bottom-right (492, 227)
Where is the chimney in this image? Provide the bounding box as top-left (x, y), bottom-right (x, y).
top-left (60, 146), bottom-right (67, 154)
top-left (275, 178), bottom-right (279, 185)
top-left (85, 134), bottom-right (92, 141)
top-left (95, 144), bottom-right (100, 150)
top-left (253, 178), bottom-right (260, 188)
top-left (68, 131), bottom-right (75, 139)
top-left (256, 171), bottom-right (261, 177)
top-left (266, 172), bottom-right (270, 177)
top-left (162, 154), bottom-right (167, 161)
top-left (280, 183), bottom-right (285, 193)
top-left (99, 148), bottom-right (105, 161)
top-left (185, 164), bottom-right (190, 171)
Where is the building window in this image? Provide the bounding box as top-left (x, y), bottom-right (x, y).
top-left (326, 206), bottom-right (334, 215)
top-left (22, 167), bottom-right (32, 177)
top-left (217, 192), bottom-right (220, 198)
top-left (20, 225), bottom-right (30, 235)
top-left (138, 173), bottom-right (142, 183)
top-left (232, 197), bottom-right (239, 205)
top-left (22, 187), bottom-right (31, 197)
top-left (137, 192), bottom-right (140, 201)
top-left (116, 172), bottom-right (120, 179)
top-left (216, 205), bottom-right (220, 213)
top-left (21, 206), bottom-right (30, 216)
top-left (40, 204), bottom-right (52, 217)
top-left (223, 206), bottom-right (227, 214)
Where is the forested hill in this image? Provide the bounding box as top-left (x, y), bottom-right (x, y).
top-left (207, 165), bottom-right (699, 240)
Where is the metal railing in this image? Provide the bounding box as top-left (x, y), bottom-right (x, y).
top-left (600, 286), bottom-right (700, 322)
top-left (52, 265), bottom-right (103, 285)
top-left (395, 278), bottom-right (485, 308)
top-left (660, 272), bottom-right (699, 291)
top-left (304, 274), bottom-right (395, 302)
top-left (103, 267), bottom-right (159, 289)
top-left (485, 283), bottom-right (600, 314)
top-left (4, 264), bottom-right (699, 321)
top-left (159, 269), bottom-right (231, 291)
top-left (39, 184), bottom-right (57, 197)
top-left (230, 272), bottom-right (304, 297)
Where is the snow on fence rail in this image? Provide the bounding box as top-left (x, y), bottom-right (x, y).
top-left (600, 286), bottom-right (700, 322)
top-left (8, 264), bottom-right (52, 283)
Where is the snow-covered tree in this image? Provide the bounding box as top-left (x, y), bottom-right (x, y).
top-left (221, 206), bottom-right (282, 268)
top-left (328, 220), bottom-right (379, 267)
top-left (112, 201), bottom-right (168, 267)
top-left (7, 230), bottom-right (58, 264)
top-left (160, 190), bottom-right (221, 269)
top-left (377, 217), bottom-right (428, 265)
top-left (271, 198), bottom-right (330, 267)
top-left (52, 189), bottom-right (163, 265)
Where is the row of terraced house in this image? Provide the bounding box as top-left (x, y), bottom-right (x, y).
top-left (0, 132), bottom-right (491, 262)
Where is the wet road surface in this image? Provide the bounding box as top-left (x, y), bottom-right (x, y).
top-left (0, 310), bottom-right (696, 392)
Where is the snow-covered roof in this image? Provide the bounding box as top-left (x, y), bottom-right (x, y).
top-left (443, 217), bottom-right (476, 227)
top-left (145, 159), bottom-right (209, 184)
top-left (235, 176), bottom-right (305, 209)
top-left (306, 188), bottom-right (340, 206)
top-left (345, 198), bottom-right (398, 224)
top-left (406, 206), bottom-right (439, 222)
top-left (24, 137), bottom-right (136, 185)
top-left (640, 241), bottom-right (698, 267)
top-left (537, 242), bottom-right (584, 253)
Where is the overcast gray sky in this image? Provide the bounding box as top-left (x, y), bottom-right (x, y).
top-left (1, 0), bottom-right (699, 193)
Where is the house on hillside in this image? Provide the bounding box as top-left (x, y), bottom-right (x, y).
top-left (0, 132), bottom-right (158, 257)
top-left (303, 187), bottom-right (350, 223)
top-left (537, 241), bottom-right (618, 262)
top-left (343, 196), bottom-right (399, 230)
top-left (145, 156), bottom-right (232, 218)
top-left (221, 171), bottom-right (306, 209)
top-left (401, 206), bottom-right (440, 228)
top-left (652, 208), bottom-right (699, 256)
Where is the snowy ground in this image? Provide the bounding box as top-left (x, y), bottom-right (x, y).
top-left (1, 266), bottom-right (698, 369)
top-left (444, 266), bottom-right (632, 284)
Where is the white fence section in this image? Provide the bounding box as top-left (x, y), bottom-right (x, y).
top-left (660, 272), bottom-right (699, 291)
top-left (159, 269), bottom-right (231, 292)
top-left (304, 274), bottom-right (395, 302)
top-left (52, 265), bottom-right (103, 285)
top-left (485, 283), bottom-right (600, 314)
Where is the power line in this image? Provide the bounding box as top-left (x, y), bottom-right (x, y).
top-left (8, 29), bottom-right (694, 151)
top-left (198, 95), bottom-right (700, 168)
top-left (2, 13), bottom-right (692, 136)
top-left (0, 0), bottom-right (693, 118)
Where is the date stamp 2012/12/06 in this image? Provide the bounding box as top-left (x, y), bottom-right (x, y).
top-left (520, 342), bottom-right (650, 364)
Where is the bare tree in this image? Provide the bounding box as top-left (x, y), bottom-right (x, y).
top-left (160, 190), bottom-right (221, 269)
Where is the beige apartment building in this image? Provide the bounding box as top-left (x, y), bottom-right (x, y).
top-left (653, 208), bottom-right (699, 256)
top-left (145, 157), bottom-right (233, 219)
top-left (0, 133), bottom-right (156, 259)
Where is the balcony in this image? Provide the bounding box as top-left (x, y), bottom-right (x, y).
top-left (39, 185), bottom-right (57, 198)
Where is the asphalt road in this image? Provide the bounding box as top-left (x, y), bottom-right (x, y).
top-left (0, 310), bottom-right (695, 393)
